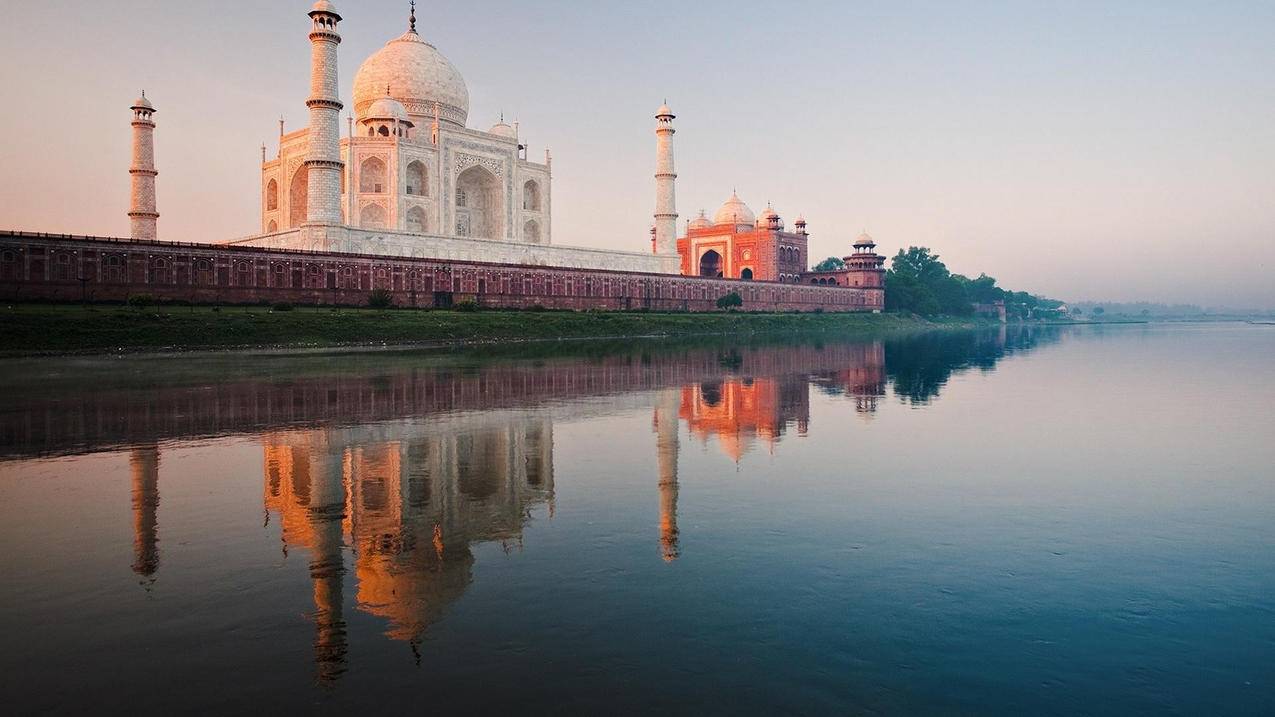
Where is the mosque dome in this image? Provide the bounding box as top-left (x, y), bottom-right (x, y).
top-left (688, 210), bottom-right (712, 231)
top-left (364, 96), bottom-right (413, 126)
top-left (713, 192), bottom-right (755, 227)
top-left (353, 28), bottom-right (469, 129)
top-left (757, 205), bottom-right (783, 230)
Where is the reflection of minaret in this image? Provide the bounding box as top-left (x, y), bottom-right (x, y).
top-left (654, 390), bottom-right (680, 562)
top-left (309, 442), bottom-right (348, 684)
top-left (130, 445), bottom-right (160, 578)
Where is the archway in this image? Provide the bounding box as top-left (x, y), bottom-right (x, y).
top-left (740, 267), bottom-right (753, 280)
top-left (406, 205), bottom-right (427, 233)
top-left (360, 203), bottom-right (387, 229)
top-left (524, 219), bottom-right (541, 244)
top-left (360, 157), bottom-right (387, 194)
top-left (406, 161), bottom-right (427, 196)
top-left (523, 180), bottom-right (541, 211)
top-left (288, 167), bottom-right (308, 228)
top-left (456, 165), bottom-right (503, 239)
top-left (267, 220), bottom-right (278, 233)
top-left (699, 249), bottom-right (722, 278)
top-left (266, 179), bottom-right (278, 211)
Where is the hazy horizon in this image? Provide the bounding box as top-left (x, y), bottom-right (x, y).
top-left (1, 0), bottom-right (1271, 308)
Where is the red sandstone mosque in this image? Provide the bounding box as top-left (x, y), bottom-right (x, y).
top-left (0, 1), bottom-right (887, 312)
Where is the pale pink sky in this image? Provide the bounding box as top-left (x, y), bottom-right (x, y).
top-left (1, 1), bottom-right (1271, 308)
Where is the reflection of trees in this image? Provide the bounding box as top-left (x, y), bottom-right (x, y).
top-left (884, 326), bottom-right (1063, 405)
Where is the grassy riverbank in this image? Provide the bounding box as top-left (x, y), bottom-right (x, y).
top-left (0, 303), bottom-right (968, 356)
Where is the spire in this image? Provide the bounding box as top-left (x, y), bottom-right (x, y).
top-left (409, 0), bottom-right (417, 33)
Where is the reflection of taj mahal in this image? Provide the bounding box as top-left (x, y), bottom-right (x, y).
top-left (109, 343), bottom-right (894, 680)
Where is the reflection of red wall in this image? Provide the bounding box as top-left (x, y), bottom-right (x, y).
top-left (0, 231), bottom-right (882, 313)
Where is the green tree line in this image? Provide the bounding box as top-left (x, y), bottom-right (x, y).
top-left (879, 247), bottom-right (1063, 319)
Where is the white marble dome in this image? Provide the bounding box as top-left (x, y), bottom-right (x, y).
top-left (353, 30), bottom-right (469, 128)
top-left (688, 210), bottom-right (712, 231)
top-left (489, 120), bottom-right (516, 138)
top-left (714, 192), bottom-right (755, 226)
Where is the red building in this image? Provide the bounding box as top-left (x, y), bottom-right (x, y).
top-left (675, 195), bottom-right (887, 301)
top-left (677, 193), bottom-right (810, 283)
top-left (800, 232), bottom-right (887, 289)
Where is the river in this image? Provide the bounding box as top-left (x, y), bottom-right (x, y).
top-left (1, 324), bottom-right (1272, 714)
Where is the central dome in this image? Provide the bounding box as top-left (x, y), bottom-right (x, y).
top-left (353, 30), bottom-right (469, 129)
top-left (714, 192), bottom-right (755, 227)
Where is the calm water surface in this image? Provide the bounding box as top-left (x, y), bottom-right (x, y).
top-left (1, 324), bottom-right (1272, 714)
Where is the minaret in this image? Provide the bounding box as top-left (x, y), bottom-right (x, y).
top-left (654, 389), bottom-right (680, 562)
top-left (128, 93), bottom-right (159, 240)
top-left (653, 102), bottom-right (678, 256)
top-left (304, 1), bottom-right (345, 226)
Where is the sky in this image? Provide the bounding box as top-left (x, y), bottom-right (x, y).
top-left (0, 0), bottom-right (1271, 308)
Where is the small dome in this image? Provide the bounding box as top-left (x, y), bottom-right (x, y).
top-left (309, 0), bottom-right (340, 17)
top-left (757, 204), bottom-right (783, 230)
top-left (364, 96), bottom-right (413, 126)
top-left (854, 231), bottom-right (876, 247)
top-left (131, 94), bottom-right (153, 111)
top-left (489, 121), bottom-right (516, 138)
top-left (656, 102), bottom-right (674, 118)
top-left (689, 210), bottom-right (712, 231)
top-left (713, 192), bottom-right (755, 226)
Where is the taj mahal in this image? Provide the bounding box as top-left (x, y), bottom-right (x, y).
top-left (233, 0), bottom-right (677, 274)
top-left (1, 0), bottom-right (886, 313)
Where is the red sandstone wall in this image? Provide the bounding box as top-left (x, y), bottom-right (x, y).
top-left (0, 232), bottom-right (885, 313)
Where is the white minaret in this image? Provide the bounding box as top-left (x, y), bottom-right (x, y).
top-left (128, 93), bottom-right (159, 240)
top-left (653, 102), bottom-right (678, 257)
top-left (304, 1), bottom-right (344, 225)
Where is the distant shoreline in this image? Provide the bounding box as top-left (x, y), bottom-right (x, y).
top-left (0, 303), bottom-right (996, 358)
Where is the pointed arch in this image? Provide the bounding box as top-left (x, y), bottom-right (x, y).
top-left (360, 156), bottom-right (387, 194)
top-left (406, 205), bottom-right (427, 233)
top-left (524, 219), bottom-right (541, 244)
top-left (288, 166), bottom-right (308, 228)
top-left (523, 180), bottom-right (541, 211)
top-left (266, 178), bottom-right (278, 211)
top-left (406, 161), bottom-right (427, 196)
top-left (455, 165), bottom-right (503, 240)
top-left (360, 203), bottom-right (387, 229)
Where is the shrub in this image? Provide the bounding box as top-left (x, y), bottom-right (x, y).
top-left (368, 289), bottom-right (393, 309)
top-left (526, 304), bottom-right (548, 312)
top-left (715, 292), bottom-right (743, 310)
top-left (271, 302), bottom-right (294, 312)
top-left (454, 300), bottom-right (479, 312)
top-left (127, 293), bottom-right (155, 309)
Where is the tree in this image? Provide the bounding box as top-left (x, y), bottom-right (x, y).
top-left (716, 292), bottom-right (743, 310)
top-left (1092, 306), bottom-right (1105, 317)
top-left (368, 289), bottom-right (393, 309)
top-left (891, 247), bottom-right (950, 284)
top-left (813, 256), bottom-right (845, 272)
